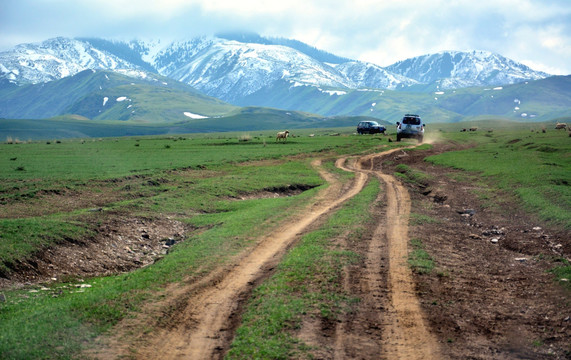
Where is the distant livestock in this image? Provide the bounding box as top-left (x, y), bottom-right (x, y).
top-left (461, 128), bottom-right (467, 132)
top-left (555, 122), bottom-right (567, 130)
top-left (276, 130), bottom-right (290, 142)
top-left (469, 127), bottom-right (478, 131)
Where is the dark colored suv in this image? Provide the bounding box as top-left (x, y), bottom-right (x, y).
top-left (357, 121), bottom-right (386, 134)
top-left (396, 114), bottom-right (425, 142)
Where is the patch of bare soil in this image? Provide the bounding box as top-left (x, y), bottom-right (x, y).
top-left (0, 213), bottom-right (193, 289)
top-left (380, 142), bottom-right (570, 359)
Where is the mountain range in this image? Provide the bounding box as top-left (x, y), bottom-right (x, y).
top-left (0, 34), bottom-right (569, 134)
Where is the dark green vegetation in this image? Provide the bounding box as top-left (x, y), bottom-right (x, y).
top-left (227, 179), bottom-right (379, 359)
top-left (0, 120), bottom-right (569, 358)
top-left (0, 102), bottom-right (386, 141)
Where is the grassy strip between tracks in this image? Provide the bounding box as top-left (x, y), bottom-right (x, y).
top-left (226, 178), bottom-right (380, 359)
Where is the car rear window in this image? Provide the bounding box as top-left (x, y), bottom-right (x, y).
top-left (403, 117), bottom-right (421, 125)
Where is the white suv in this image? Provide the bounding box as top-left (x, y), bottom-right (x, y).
top-left (396, 114), bottom-right (424, 142)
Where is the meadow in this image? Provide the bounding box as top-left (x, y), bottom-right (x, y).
top-left (0, 121), bottom-right (569, 358)
top-left (427, 125), bottom-right (571, 228)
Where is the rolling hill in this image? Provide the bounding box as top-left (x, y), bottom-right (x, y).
top-left (0, 69), bottom-right (235, 122)
top-left (238, 75), bottom-right (571, 123)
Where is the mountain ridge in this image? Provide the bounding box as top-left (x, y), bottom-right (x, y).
top-left (0, 34), bottom-right (566, 128)
top-left (0, 35), bottom-right (551, 93)
top-left (386, 50), bottom-right (550, 89)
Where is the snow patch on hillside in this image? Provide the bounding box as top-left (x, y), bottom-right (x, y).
top-left (184, 112), bottom-right (208, 119)
top-left (320, 89), bottom-right (346, 96)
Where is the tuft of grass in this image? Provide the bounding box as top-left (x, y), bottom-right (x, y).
top-left (548, 258), bottom-right (571, 290)
top-left (408, 238), bottom-right (435, 274)
top-left (394, 164), bottom-right (433, 187)
top-left (409, 212), bottom-right (440, 225)
top-left (532, 339), bottom-right (544, 347)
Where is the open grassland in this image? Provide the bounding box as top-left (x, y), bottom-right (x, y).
top-left (0, 131), bottom-right (392, 359)
top-left (0, 121), bottom-right (569, 359)
top-left (0, 132), bottom-right (386, 273)
top-left (427, 127), bottom-right (571, 229)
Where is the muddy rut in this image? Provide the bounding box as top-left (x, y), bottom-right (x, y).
top-left (98, 148), bottom-right (439, 359)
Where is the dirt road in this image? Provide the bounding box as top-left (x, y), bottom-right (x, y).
top-left (134, 157), bottom-right (371, 359)
top-left (376, 171), bottom-right (440, 359)
top-left (86, 143), bottom-right (570, 359)
top-left (338, 151), bottom-right (440, 360)
top-left (92, 146), bottom-right (440, 359)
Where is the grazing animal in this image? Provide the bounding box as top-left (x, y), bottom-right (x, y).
top-left (276, 130), bottom-right (290, 142)
top-left (461, 128), bottom-right (467, 132)
top-left (469, 127), bottom-right (478, 131)
top-left (555, 122), bottom-right (567, 130)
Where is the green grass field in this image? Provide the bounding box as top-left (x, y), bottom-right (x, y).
top-left (0, 121), bottom-right (569, 358)
top-left (426, 127), bottom-right (571, 229)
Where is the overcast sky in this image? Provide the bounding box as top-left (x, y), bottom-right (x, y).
top-left (1, 0), bottom-right (570, 75)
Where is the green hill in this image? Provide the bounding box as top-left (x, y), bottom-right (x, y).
top-left (1, 69), bottom-right (568, 139)
top-left (238, 76), bottom-right (571, 123)
top-left (0, 107), bottom-right (386, 140)
top-left (0, 70), bottom-right (236, 122)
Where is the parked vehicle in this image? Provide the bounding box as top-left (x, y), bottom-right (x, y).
top-left (357, 121), bottom-right (386, 134)
top-left (396, 114), bottom-right (424, 142)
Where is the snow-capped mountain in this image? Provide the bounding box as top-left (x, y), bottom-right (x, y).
top-left (152, 37), bottom-right (355, 102)
top-left (0, 37), bottom-right (144, 84)
top-left (334, 61), bottom-right (418, 89)
top-left (0, 35), bottom-right (553, 106)
top-left (386, 50), bottom-right (549, 89)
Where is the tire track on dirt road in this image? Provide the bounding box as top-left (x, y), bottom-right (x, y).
top-left (377, 171), bottom-right (441, 359)
top-left (133, 158), bottom-right (369, 360)
top-left (364, 149), bottom-right (441, 359)
top-left (334, 148), bottom-right (440, 359)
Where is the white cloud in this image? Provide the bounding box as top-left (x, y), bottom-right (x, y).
top-left (0, 0), bottom-right (569, 74)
